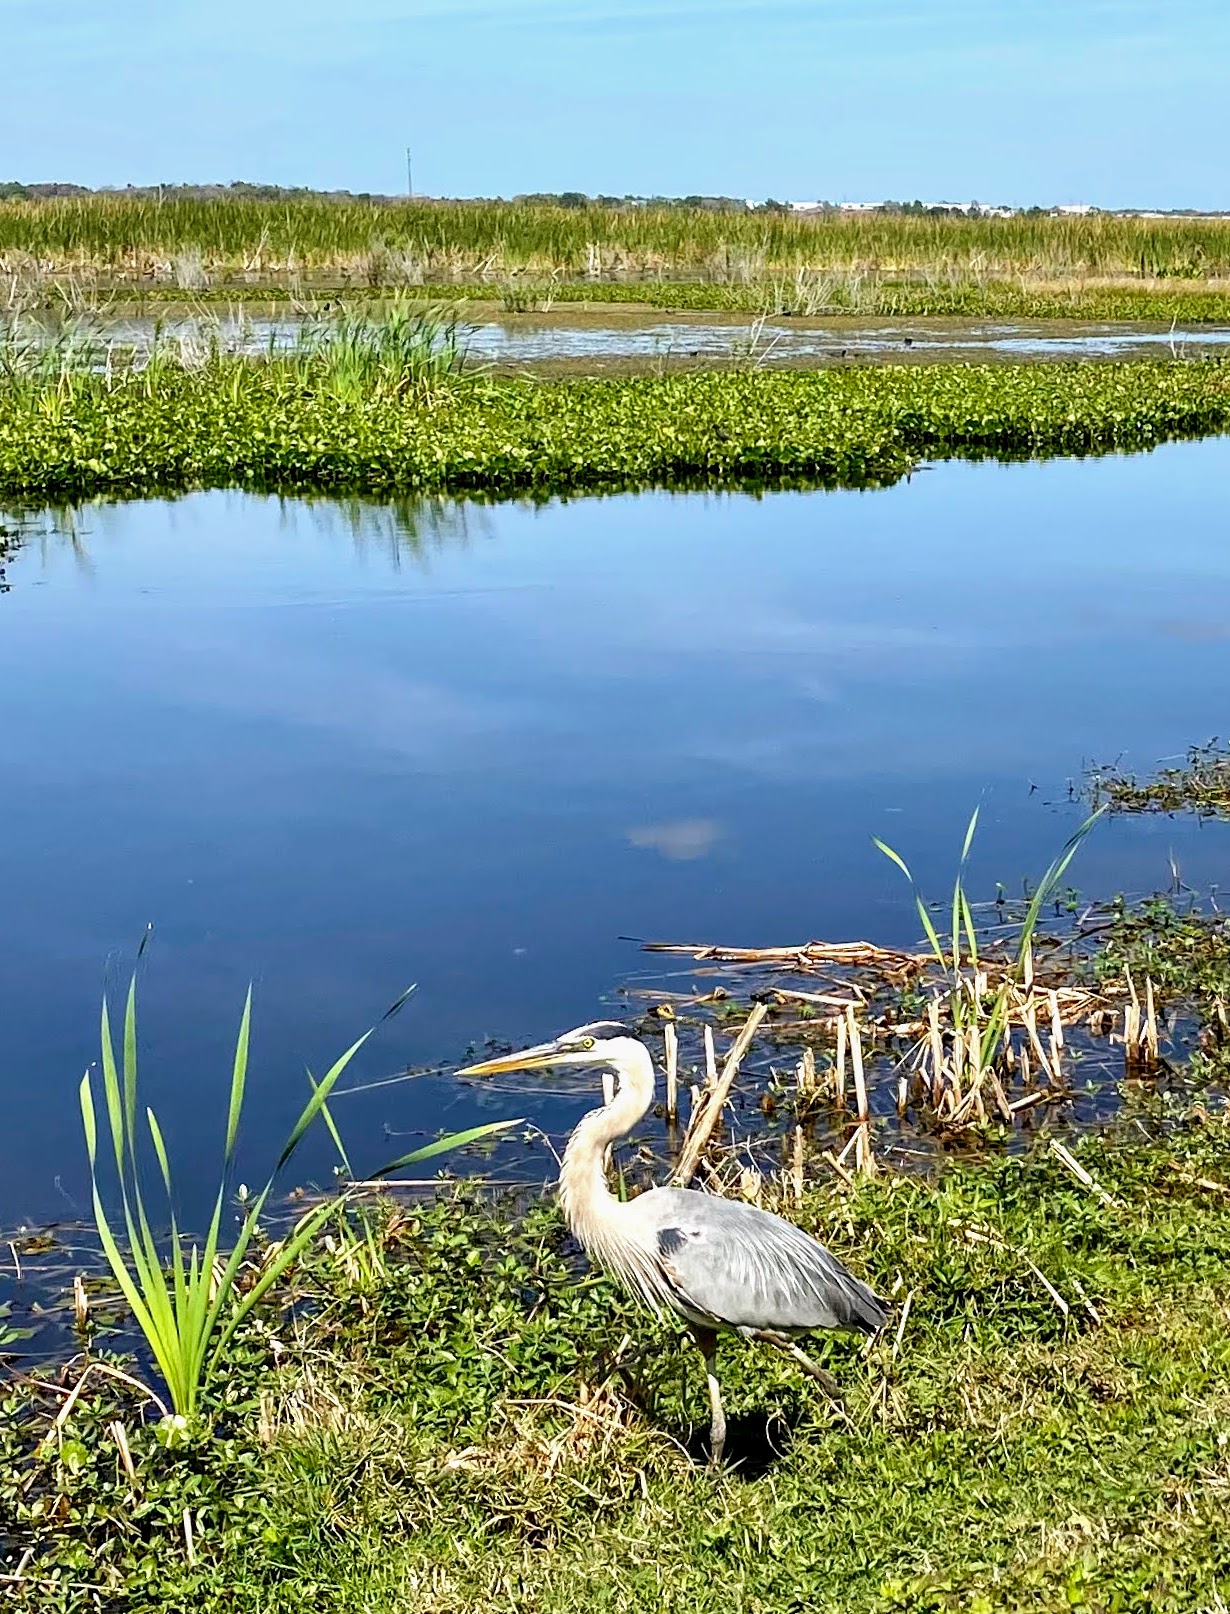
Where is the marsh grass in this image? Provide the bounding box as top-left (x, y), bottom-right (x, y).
top-left (293, 299), bottom-right (472, 400)
top-left (7, 1121), bottom-right (1230, 1611)
top-left (8, 196), bottom-right (1230, 284)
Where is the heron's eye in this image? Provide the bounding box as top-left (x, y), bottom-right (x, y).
top-left (582, 1036), bottom-right (595, 1050)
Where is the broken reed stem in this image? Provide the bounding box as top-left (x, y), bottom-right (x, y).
top-left (834, 1011), bottom-right (848, 1109)
top-left (703, 1024), bottom-right (717, 1090)
top-left (844, 1005), bottom-right (874, 1176)
top-left (663, 1021), bottom-right (678, 1125)
top-left (673, 1002), bottom-right (769, 1187)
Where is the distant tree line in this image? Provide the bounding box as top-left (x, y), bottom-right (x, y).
top-left (0, 182), bottom-right (1220, 218)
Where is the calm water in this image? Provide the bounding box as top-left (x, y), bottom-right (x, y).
top-left (2, 440), bottom-right (1229, 1230)
top-left (20, 311), bottom-right (1230, 367)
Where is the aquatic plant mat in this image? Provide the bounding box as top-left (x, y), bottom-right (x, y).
top-left (4, 1116), bottom-right (1230, 1613)
top-left (2, 356), bottom-right (1230, 500)
top-left (1089, 740), bottom-right (1230, 820)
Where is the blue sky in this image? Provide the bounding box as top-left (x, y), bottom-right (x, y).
top-left (1, 0), bottom-right (1224, 207)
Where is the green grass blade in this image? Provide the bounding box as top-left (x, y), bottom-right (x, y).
top-left (952, 807), bottom-right (980, 971)
top-left (99, 996), bottom-right (125, 1179)
top-left (274, 1031), bottom-right (372, 1173)
top-left (123, 976), bottom-right (138, 1156)
top-left (308, 1066), bottom-right (353, 1178)
top-left (874, 837), bottom-right (945, 963)
top-left (224, 989), bottom-right (252, 1164)
top-left (373, 1117), bottom-right (522, 1177)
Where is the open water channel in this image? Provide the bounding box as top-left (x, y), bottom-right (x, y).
top-left (1, 437), bottom-right (1228, 1233)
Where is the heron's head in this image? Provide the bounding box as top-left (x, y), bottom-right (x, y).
top-left (457, 1021), bottom-right (640, 1077)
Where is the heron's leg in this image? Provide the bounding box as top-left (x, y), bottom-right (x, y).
top-left (691, 1325), bottom-right (725, 1467)
top-left (750, 1329), bottom-right (845, 1406)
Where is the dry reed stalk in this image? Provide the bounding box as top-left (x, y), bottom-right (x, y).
top-left (663, 1022), bottom-right (678, 1124)
top-left (1048, 1139), bottom-right (1119, 1208)
top-left (1007, 1089), bottom-right (1050, 1115)
top-left (845, 1006), bottom-right (874, 1175)
top-left (73, 1273), bottom-right (88, 1329)
top-left (1049, 989), bottom-right (1064, 1052)
top-left (821, 1147), bottom-right (855, 1188)
top-left (672, 1003), bottom-right (769, 1186)
top-left (1123, 969), bottom-right (1142, 1063)
top-left (927, 997), bottom-right (945, 1107)
top-left (792, 1126), bottom-right (805, 1201)
top-left (891, 1290), bottom-right (914, 1359)
top-left (1144, 977), bottom-right (1160, 1064)
top-left (847, 1006), bottom-right (868, 1122)
top-left (964, 1224), bottom-right (1069, 1317)
top-left (835, 1012), bottom-right (848, 1108)
top-left (703, 1025), bottom-right (717, 1090)
top-left (108, 1420), bottom-right (137, 1484)
top-left (643, 939), bottom-right (924, 969)
top-left (1022, 994), bottom-right (1052, 1081)
top-left (771, 987), bottom-right (862, 1011)
top-left (1047, 1027), bottom-right (1063, 1085)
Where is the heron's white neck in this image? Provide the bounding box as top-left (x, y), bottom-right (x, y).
top-left (558, 1041), bottom-right (655, 1249)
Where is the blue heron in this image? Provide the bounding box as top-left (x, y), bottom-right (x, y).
top-left (459, 1020), bottom-right (887, 1465)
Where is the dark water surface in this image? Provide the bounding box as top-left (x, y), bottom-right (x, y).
top-left (2, 440), bottom-right (1229, 1229)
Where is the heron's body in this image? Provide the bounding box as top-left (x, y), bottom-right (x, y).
top-left (461, 1019), bottom-right (886, 1464)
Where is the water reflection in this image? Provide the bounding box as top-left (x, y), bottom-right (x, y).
top-left (0, 447), bottom-right (1227, 1232)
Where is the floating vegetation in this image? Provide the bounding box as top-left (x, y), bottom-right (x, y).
top-left (1089, 738), bottom-right (1230, 819)
top-left (1, 355), bottom-right (1228, 500)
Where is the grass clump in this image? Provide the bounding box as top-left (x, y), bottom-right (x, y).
top-left (5, 1120), bottom-right (1230, 1612)
top-left (79, 976), bottom-right (517, 1422)
top-left (1, 357), bottom-right (1228, 501)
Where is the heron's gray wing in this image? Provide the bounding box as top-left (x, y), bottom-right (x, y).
top-left (635, 1186), bottom-right (886, 1336)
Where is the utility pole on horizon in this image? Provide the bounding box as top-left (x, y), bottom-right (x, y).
top-left (406, 147), bottom-right (413, 198)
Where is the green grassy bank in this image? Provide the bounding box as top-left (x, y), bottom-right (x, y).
top-left (2, 358), bottom-right (1229, 500)
top-left (92, 278), bottom-right (1230, 325)
top-left (403, 279), bottom-right (1230, 325)
top-left (5, 1120), bottom-right (1230, 1612)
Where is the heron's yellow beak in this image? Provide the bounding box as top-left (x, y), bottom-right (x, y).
top-left (456, 1041), bottom-right (564, 1077)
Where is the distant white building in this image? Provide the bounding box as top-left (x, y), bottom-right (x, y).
top-left (1052, 204), bottom-right (1099, 215)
